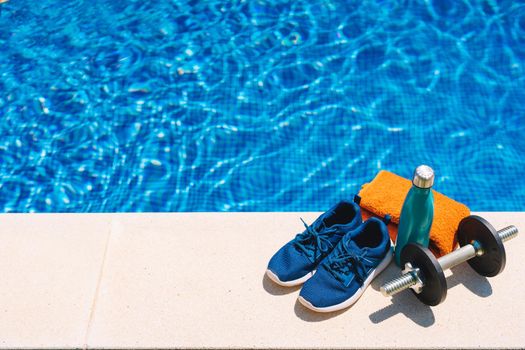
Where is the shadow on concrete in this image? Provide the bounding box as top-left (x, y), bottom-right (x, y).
top-left (447, 265), bottom-right (492, 297)
top-left (368, 291), bottom-right (436, 327)
top-left (293, 299), bottom-right (347, 322)
top-left (262, 273), bottom-right (301, 296)
top-left (369, 262), bottom-right (435, 327)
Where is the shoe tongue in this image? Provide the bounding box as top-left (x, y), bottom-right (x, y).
top-left (313, 210), bottom-right (334, 231)
top-left (306, 221), bottom-right (322, 234)
top-left (342, 234), bottom-right (365, 254)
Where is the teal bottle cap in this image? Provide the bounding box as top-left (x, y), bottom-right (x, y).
top-left (413, 165), bottom-right (434, 188)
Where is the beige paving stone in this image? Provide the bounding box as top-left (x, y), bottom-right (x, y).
top-left (0, 214), bottom-right (112, 349)
top-left (86, 212), bottom-right (525, 349)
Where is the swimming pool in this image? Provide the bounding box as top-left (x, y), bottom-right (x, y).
top-left (0, 0), bottom-right (523, 212)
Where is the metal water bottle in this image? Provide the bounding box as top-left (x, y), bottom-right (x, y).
top-left (394, 165), bottom-right (435, 266)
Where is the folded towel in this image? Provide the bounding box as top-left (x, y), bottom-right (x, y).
top-left (358, 170), bottom-right (470, 257)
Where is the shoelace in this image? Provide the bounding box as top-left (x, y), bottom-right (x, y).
top-left (293, 218), bottom-right (337, 261)
top-left (324, 244), bottom-right (369, 284)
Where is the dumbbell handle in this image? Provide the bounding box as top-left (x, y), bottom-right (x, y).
top-left (381, 225), bottom-right (518, 297)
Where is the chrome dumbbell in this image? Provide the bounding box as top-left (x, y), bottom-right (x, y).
top-left (380, 215), bottom-right (518, 305)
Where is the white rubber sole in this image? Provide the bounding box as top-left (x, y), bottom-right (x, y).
top-left (298, 251), bottom-right (393, 313)
top-left (266, 269), bottom-right (314, 287)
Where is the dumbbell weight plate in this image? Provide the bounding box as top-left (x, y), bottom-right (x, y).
top-left (401, 243), bottom-right (447, 306)
top-left (457, 215), bottom-right (506, 277)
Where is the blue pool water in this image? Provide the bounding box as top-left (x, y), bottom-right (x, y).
top-left (0, 0), bottom-right (524, 212)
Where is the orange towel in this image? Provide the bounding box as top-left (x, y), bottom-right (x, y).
top-left (358, 170), bottom-right (470, 257)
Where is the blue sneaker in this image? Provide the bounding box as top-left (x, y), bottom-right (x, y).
top-left (298, 217), bottom-right (392, 312)
top-left (266, 200), bottom-right (362, 287)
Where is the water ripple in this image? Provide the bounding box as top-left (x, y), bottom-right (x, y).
top-left (0, 0), bottom-right (523, 212)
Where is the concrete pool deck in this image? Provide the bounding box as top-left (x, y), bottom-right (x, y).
top-left (0, 212), bottom-right (523, 349)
